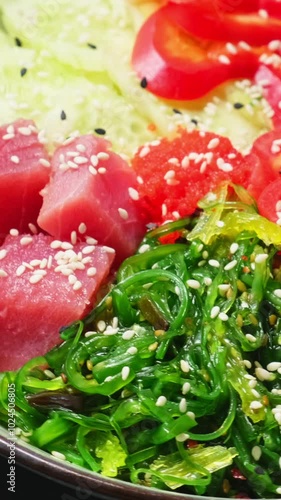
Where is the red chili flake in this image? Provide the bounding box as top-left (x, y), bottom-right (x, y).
top-left (234, 494), bottom-right (251, 499)
top-left (243, 266), bottom-right (251, 274)
top-left (231, 468), bottom-right (247, 480)
top-left (187, 439), bottom-right (198, 448)
top-left (159, 230), bottom-right (182, 245)
top-left (147, 123), bottom-right (157, 132)
top-left (241, 255), bottom-right (248, 261)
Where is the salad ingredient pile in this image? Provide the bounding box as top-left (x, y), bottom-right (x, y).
top-left (1, 0), bottom-right (281, 499)
top-left (2, 192), bottom-right (281, 498)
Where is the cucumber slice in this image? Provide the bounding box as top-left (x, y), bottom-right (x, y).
top-left (0, 0), bottom-right (273, 156)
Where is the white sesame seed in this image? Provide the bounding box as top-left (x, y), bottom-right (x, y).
top-left (217, 159), bottom-right (233, 172)
top-left (139, 146), bottom-right (150, 158)
top-left (251, 445), bottom-right (262, 461)
top-left (226, 42), bottom-right (238, 54)
top-left (268, 40), bottom-right (280, 51)
top-left (122, 330), bottom-right (135, 340)
top-left (18, 126), bottom-right (32, 136)
top-left (20, 236), bottom-right (33, 246)
top-left (28, 223), bottom-right (38, 234)
top-left (230, 243), bottom-right (239, 254)
top-left (118, 208), bottom-right (129, 220)
top-left (76, 143), bottom-right (86, 153)
top-left (90, 155), bottom-right (99, 167)
top-left (50, 240), bottom-right (62, 249)
top-left (87, 267), bottom-right (97, 277)
top-left (255, 367), bottom-right (275, 381)
top-left (0, 269), bottom-right (8, 278)
top-left (29, 274), bottom-right (43, 284)
top-left (248, 379), bottom-right (257, 389)
top-left (78, 223), bottom-right (87, 234)
top-left (176, 433), bottom-right (190, 442)
top-left (244, 359), bottom-right (252, 369)
top-left (209, 259), bottom-right (220, 268)
top-left (97, 320), bottom-right (106, 332)
top-left (97, 152), bottom-right (109, 161)
top-left (156, 396), bottom-right (167, 407)
top-left (245, 334), bottom-right (256, 343)
top-left (39, 158), bottom-right (51, 167)
top-left (81, 245), bottom-right (95, 255)
top-left (128, 187), bottom-right (139, 201)
top-left (51, 451), bottom-right (66, 461)
top-left (60, 242), bottom-right (73, 250)
top-left (211, 306), bottom-right (220, 319)
top-left (121, 366), bottom-right (130, 381)
top-left (0, 249), bottom-right (7, 260)
top-left (127, 346), bottom-right (138, 355)
top-left (73, 280), bottom-right (82, 291)
top-left (86, 236), bottom-right (98, 245)
top-left (255, 254), bottom-right (268, 264)
top-left (186, 279), bottom-right (201, 289)
top-left (250, 400), bottom-right (263, 410)
top-left (179, 398), bottom-right (187, 413)
top-left (44, 369), bottom-right (56, 379)
top-left (102, 246), bottom-right (115, 254)
top-left (274, 412), bottom-right (281, 425)
top-left (273, 289), bottom-right (281, 299)
top-left (10, 155), bottom-right (20, 164)
top-left (89, 165), bottom-right (97, 175)
top-left (73, 156), bottom-right (89, 165)
top-left (224, 260), bottom-right (237, 271)
top-left (181, 155), bottom-right (189, 168)
top-left (3, 133), bottom-right (15, 140)
top-left (276, 487), bottom-right (281, 495)
top-left (218, 54), bottom-right (231, 65)
top-left (10, 228), bottom-right (19, 236)
top-left (164, 169), bottom-right (176, 180)
top-left (258, 8), bottom-right (268, 18)
top-left (207, 137), bottom-right (220, 149)
top-left (6, 125), bottom-right (14, 134)
top-left (267, 362), bottom-right (281, 372)
top-left (216, 220), bottom-right (225, 228)
top-left (219, 312), bottom-right (229, 321)
top-left (238, 41), bottom-right (251, 51)
top-left (204, 277), bottom-right (212, 286)
top-left (182, 382), bottom-right (191, 394)
top-left (180, 360), bottom-right (190, 373)
top-left (98, 167), bottom-right (106, 174)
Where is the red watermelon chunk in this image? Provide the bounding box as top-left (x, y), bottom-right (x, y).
top-left (0, 232), bottom-right (115, 372)
top-left (37, 134), bottom-right (147, 266)
top-left (0, 118), bottom-right (51, 242)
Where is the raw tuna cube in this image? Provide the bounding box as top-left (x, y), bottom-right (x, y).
top-left (37, 134), bottom-right (146, 265)
top-left (0, 119), bottom-right (50, 241)
top-left (0, 232), bottom-right (115, 372)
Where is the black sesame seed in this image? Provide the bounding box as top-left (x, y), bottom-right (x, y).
top-left (94, 128), bottom-right (106, 135)
top-left (173, 108), bottom-right (182, 114)
top-left (20, 68), bottom-right (27, 77)
top-left (140, 77), bottom-right (148, 89)
top-left (87, 43), bottom-right (97, 49)
top-left (60, 110), bottom-right (67, 120)
top-left (233, 102), bottom-right (244, 109)
top-left (191, 118), bottom-right (198, 125)
top-left (254, 466), bottom-right (265, 475)
top-left (15, 37), bottom-right (22, 47)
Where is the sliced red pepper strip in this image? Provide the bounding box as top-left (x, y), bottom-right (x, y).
top-left (131, 6), bottom-right (259, 100)
top-left (165, 1), bottom-right (281, 46)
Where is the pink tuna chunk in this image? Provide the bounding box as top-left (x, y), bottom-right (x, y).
top-left (0, 118), bottom-right (50, 242)
top-left (0, 233), bottom-right (115, 372)
top-left (37, 134), bottom-right (146, 266)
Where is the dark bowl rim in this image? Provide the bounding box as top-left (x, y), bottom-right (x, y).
top-left (0, 427), bottom-right (273, 500)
